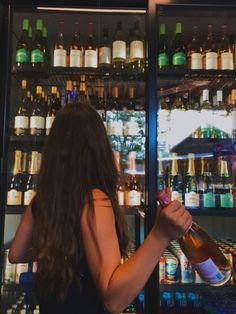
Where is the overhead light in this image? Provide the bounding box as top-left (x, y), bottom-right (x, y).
top-left (37, 7), bottom-right (146, 13)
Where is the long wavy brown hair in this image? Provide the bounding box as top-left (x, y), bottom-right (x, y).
top-left (32, 102), bottom-right (129, 300)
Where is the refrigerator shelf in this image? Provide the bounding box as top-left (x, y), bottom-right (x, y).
top-left (160, 282), bottom-right (236, 292)
top-left (157, 69), bottom-right (236, 79)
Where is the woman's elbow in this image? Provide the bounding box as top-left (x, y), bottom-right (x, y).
top-left (8, 249), bottom-right (19, 264)
top-left (102, 298), bottom-right (126, 314)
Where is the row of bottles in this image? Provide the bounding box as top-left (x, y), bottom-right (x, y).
top-left (158, 153), bottom-right (235, 210)
top-left (14, 80), bottom-right (145, 137)
top-left (4, 292), bottom-right (40, 314)
top-left (7, 150), bottom-right (40, 206)
top-left (159, 239), bottom-right (236, 284)
top-left (158, 23), bottom-right (236, 70)
top-left (16, 18), bottom-right (145, 71)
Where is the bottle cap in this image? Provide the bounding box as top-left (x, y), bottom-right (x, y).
top-left (160, 23), bottom-right (165, 35)
top-left (36, 19), bottom-right (43, 31)
top-left (175, 22), bottom-right (182, 34)
top-left (22, 19), bottom-right (29, 30)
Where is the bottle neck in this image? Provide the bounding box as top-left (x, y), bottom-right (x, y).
top-left (13, 151), bottom-right (22, 175)
top-left (29, 152), bottom-right (38, 175)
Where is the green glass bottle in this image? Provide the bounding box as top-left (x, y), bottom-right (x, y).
top-left (31, 19), bottom-right (44, 68)
top-left (158, 23), bottom-right (169, 69)
top-left (42, 26), bottom-right (51, 67)
top-left (172, 22), bottom-right (186, 69)
top-left (16, 19), bottom-right (30, 68)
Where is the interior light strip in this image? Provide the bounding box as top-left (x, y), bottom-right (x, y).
top-left (37, 7), bottom-right (146, 13)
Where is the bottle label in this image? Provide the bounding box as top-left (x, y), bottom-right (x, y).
top-left (70, 49), bottom-right (82, 67)
top-left (179, 253), bottom-right (193, 283)
top-left (31, 49), bottom-right (44, 63)
top-left (84, 50), bottom-right (97, 67)
top-left (124, 121), bottom-right (139, 136)
top-left (171, 191), bottom-right (183, 203)
top-left (14, 116), bottom-right (29, 129)
top-left (130, 40), bottom-right (144, 59)
top-left (165, 256), bottom-right (179, 282)
top-left (220, 193), bottom-right (234, 208)
top-left (191, 53), bottom-right (202, 69)
top-left (117, 190), bottom-right (124, 206)
top-left (203, 192), bottom-right (216, 207)
top-left (185, 192), bottom-right (199, 207)
top-left (206, 52), bottom-right (218, 69)
top-left (54, 49), bottom-right (67, 67)
top-left (16, 48), bottom-right (29, 63)
top-left (24, 190), bottom-right (36, 206)
top-left (30, 116), bottom-right (45, 129)
top-left (99, 46), bottom-right (111, 65)
top-left (108, 121), bottom-right (123, 136)
top-left (7, 189), bottom-right (22, 205)
top-left (221, 52), bottom-right (233, 70)
top-left (112, 40), bottom-right (126, 59)
top-left (126, 190), bottom-right (141, 206)
top-left (158, 52), bottom-right (169, 67)
top-left (46, 116), bottom-right (55, 130)
top-left (172, 51), bottom-right (186, 66)
top-left (194, 258), bottom-right (224, 284)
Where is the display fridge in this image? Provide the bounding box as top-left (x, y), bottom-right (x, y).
top-left (154, 0), bottom-right (236, 313)
top-left (0, 0), bottom-right (149, 313)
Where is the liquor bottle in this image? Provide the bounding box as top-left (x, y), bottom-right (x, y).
top-left (172, 22), bottom-right (186, 69)
top-left (97, 87), bottom-right (107, 125)
top-left (172, 88), bottom-right (185, 110)
top-left (203, 25), bottom-right (218, 70)
top-left (31, 19), bottom-right (44, 68)
top-left (124, 151), bottom-right (141, 207)
top-left (169, 153), bottom-right (183, 203)
top-left (69, 22), bottom-right (82, 68)
top-left (84, 22), bottom-right (97, 68)
top-left (42, 26), bottom-right (51, 67)
top-left (200, 89), bottom-right (213, 138)
top-left (218, 25), bottom-right (233, 70)
top-left (187, 25), bottom-right (202, 69)
top-left (78, 75), bottom-right (87, 103)
top-left (184, 153), bottom-right (199, 209)
top-left (24, 151), bottom-right (38, 206)
top-left (112, 21), bottom-right (126, 69)
top-left (98, 28), bottom-right (111, 68)
top-left (158, 23), bottom-right (169, 69)
top-left (125, 28), bottom-right (133, 69)
top-left (54, 21), bottom-right (67, 67)
top-left (157, 189), bottom-right (232, 286)
top-left (14, 80), bottom-right (29, 136)
top-left (130, 20), bottom-right (144, 72)
top-left (30, 86), bottom-right (45, 136)
top-left (197, 158), bottom-right (216, 209)
top-left (7, 150), bottom-right (23, 206)
top-left (114, 151), bottom-right (125, 206)
top-left (217, 159), bottom-right (234, 208)
top-left (16, 19), bottom-right (30, 67)
top-left (107, 87), bottom-right (123, 136)
top-left (46, 86), bottom-right (57, 136)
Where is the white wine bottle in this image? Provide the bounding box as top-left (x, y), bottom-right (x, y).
top-left (157, 188), bottom-right (232, 286)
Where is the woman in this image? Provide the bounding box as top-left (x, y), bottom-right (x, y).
top-left (9, 102), bottom-right (192, 314)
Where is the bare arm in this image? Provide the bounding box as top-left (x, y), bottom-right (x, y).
top-left (8, 205), bottom-right (36, 263)
top-left (81, 189), bottom-right (192, 314)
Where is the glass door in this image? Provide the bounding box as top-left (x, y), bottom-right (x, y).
top-left (0, 3), bottom-right (147, 313)
top-left (156, 2), bottom-right (236, 313)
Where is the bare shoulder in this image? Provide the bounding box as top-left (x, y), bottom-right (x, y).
top-left (92, 188), bottom-right (110, 200)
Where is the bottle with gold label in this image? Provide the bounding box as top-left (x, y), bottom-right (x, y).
top-left (198, 157), bottom-right (215, 209)
top-left (7, 150), bottom-right (23, 206)
top-left (30, 86), bottom-right (45, 136)
top-left (114, 151), bottom-right (125, 207)
top-left (24, 151), bottom-right (38, 206)
top-left (124, 151), bottom-right (141, 208)
top-left (217, 159), bottom-right (234, 209)
top-left (168, 153), bottom-right (183, 203)
top-left (46, 86), bottom-right (57, 136)
top-left (184, 153), bottom-right (199, 209)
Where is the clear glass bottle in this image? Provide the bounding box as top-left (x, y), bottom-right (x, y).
top-left (98, 28), bottom-right (111, 68)
top-left (112, 21), bottom-right (126, 69)
top-left (203, 25), bottom-right (218, 70)
top-left (24, 151), bottom-right (38, 206)
top-left (218, 25), bottom-right (233, 70)
top-left (54, 21), bottom-right (67, 67)
top-left (187, 25), bottom-right (202, 69)
top-left (130, 20), bottom-right (144, 72)
top-left (14, 80), bottom-right (29, 136)
top-left (30, 86), bottom-right (45, 136)
top-left (84, 22), bottom-right (97, 68)
top-left (69, 22), bottom-right (82, 68)
top-left (7, 150), bottom-right (23, 206)
top-left (184, 153), bottom-right (199, 209)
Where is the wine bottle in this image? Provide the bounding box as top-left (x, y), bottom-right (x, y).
top-left (97, 87), bottom-right (107, 125)
top-left (158, 23), bottom-right (169, 69)
top-left (217, 159), bottom-right (234, 209)
top-left (112, 21), bottom-right (126, 69)
top-left (107, 87), bottom-right (123, 136)
top-left (168, 153), bottom-right (183, 203)
top-left (65, 80), bottom-right (73, 104)
top-left (46, 86), bottom-right (57, 136)
top-left (14, 80), bottom-right (29, 136)
top-left (54, 21), bottom-right (67, 67)
top-left (218, 25), bottom-right (233, 70)
top-left (70, 22), bottom-right (82, 68)
top-left (31, 19), bottom-right (44, 68)
top-left (157, 189), bottom-right (232, 286)
top-left (172, 88), bottom-right (185, 110)
top-left (98, 28), bottom-right (111, 68)
top-left (172, 22), bottom-right (186, 69)
top-left (203, 25), bottom-right (218, 70)
top-left (24, 151), bottom-right (38, 206)
top-left (42, 26), bottom-right (51, 67)
top-left (124, 151), bottom-right (141, 207)
top-left (130, 20), bottom-right (144, 72)
top-left (184, 153), bottom-right (199, 209)
top-left (114, 151), bottom-right (125, 206)
top-left (7, 150), bottom-right (23, 206)
top-left (197, 157), bottom-right (216, 209)
top-left (30, 86), bottom-right (45, 136)
top-left (16, 19), bottom-right (30, 68)
top-left (187, 26), bottom-right (202, 69)
top-left (125, 28), bottom-right (133, 69)
top-left (84, 22), bottom-right (97, 68)
top-left (78, 75), bottom-right (87, 103)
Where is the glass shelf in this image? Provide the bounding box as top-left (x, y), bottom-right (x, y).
top-left (157, 69), bottom-right (236, 79)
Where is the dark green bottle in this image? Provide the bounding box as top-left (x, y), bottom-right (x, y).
top-left (158, 23), bottom-right (169, 69)
top-left (42, 26), bottom-right (51, 67)
top-left (172, 22), bottom-right (186, 69)
top-left (16, 19), bottom-right (30, 67)
top-left (31, 19), bottom-right (44, 67)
